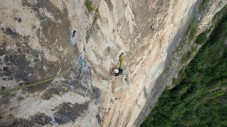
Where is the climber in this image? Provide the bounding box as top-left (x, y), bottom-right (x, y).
top-left (111, 53), bottom-right (124, 76)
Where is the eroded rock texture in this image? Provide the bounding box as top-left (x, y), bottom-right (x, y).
top-left (0, 0), bottom-right (226, 127)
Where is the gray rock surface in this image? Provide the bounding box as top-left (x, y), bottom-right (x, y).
top-left (0, 0), bottom-right (226, 127)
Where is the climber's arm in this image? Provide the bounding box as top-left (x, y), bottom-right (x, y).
top-left (111, 63), bottom-right (119, 68)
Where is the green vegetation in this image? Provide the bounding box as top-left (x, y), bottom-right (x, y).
top-left (93, 15), bottom-right (98, 23)
top-left (188, 19), bottom-right (197, 41)
top-left (92, 8), bottom-right (99, 25)
top-left (95, 8), bottom-right (99, 13)
top-left (142, 5), bottom-right (227, 127)
top-left (212, 4), bottom-right (227, 28)
top-left (195, 29), bottom-right (210, 45)
top-left (181, 51), bottom-right (193, 63)
top-left (85, 0), bottom-right (94, 12)
top-left (199, 0), bottom-right (210, 12)
top-left (178, 19), bottom-right (198, 64)
top-left (175, 18), bottom-right (197, 53)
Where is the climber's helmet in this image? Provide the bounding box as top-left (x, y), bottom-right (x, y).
top-left (114, 69), bottom-right (119, 74)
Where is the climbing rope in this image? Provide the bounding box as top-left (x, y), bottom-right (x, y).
top-left (0, 68), bottom-right (72, 95)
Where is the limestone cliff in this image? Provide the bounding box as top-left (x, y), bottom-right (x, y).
top-left (0, 0), bottom-right (226, 127)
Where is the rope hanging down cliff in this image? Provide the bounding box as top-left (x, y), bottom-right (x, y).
top-left (0, 68), bottom-right (72, 95)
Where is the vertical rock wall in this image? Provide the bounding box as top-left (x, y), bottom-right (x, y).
top-left (0, 0), bottom-right (226, 127)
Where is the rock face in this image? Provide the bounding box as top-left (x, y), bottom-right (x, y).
top-left (0, 0), bottom-right (226, 127)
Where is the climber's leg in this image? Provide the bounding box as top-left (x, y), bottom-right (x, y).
top-left (119, 53), bottom-right (124, 68)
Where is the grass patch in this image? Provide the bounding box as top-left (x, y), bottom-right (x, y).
top-left (85, 0), bottom-right (94, 12)
top-left (95, 8), bottom-right (99, 13)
